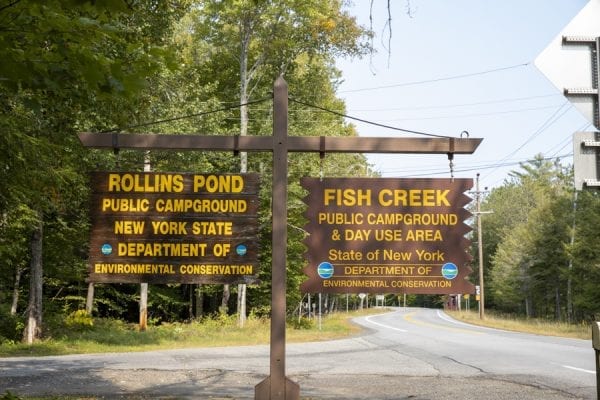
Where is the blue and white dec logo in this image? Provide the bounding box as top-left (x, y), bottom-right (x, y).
top-left (441, 262), bottom-right (458, 280)
top-left (236, 244), bottom-right (247, 256)
top-left (317, 262), bottom-right (334, 279)
top-left (101, 243), bottom-right (113, 255)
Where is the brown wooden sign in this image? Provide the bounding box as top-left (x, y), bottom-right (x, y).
top-left (301, 177), bottom-right (475, 294)
top-left (88, 172), bottom-right (260, 284)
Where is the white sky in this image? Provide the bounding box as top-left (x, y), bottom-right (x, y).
top-left (335, 0), bottom-right (591, 188)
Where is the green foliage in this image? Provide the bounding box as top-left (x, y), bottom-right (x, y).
top-left (480, 156), bottom-right (577, 320)
top-left (0, 309), bottom-right (24, 344)
top-left (249, 305), bottom-right (271, 320)
top-left (64, 310), bottom-right (94, 330)
top-left (287, 316), bottom-right (314, 330)
top-left (0, 391), bottom-right (23, 400)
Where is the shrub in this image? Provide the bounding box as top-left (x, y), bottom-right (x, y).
top-left (0, 312), bottom-right (24, 343)
top-left (64, 309), bottom-right (94, 329)
top-left (287, 316), bottom-right (314, 330)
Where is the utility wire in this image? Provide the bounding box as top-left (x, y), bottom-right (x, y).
top-left (100, 97), bottom-right (272, 133)
top-left (346, 93), bottom-right (560, 112)
top-left (289, 97), bottom-right (453, 139)
top-left (481, 101), bottom-right (571, 180)
top-left (382, 153), bottom-right (572, 178)
top-left (339, 62), bottom-right (530, 93)
top-left (376, 105), bottom-right (564, 122)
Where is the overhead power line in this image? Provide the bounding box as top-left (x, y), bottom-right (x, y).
top-left (346, 93), bottom-right (560, 112)
top-left (289, 97), bottom-right (453, 139)
top-left (339, 62), bottom-right (531, 93)
top-left (381, 153), bottom-right (572, 178)
top-left (100, 97), bottom-right (272, 133)
top-left (482, 101), bottom-right (572, 180)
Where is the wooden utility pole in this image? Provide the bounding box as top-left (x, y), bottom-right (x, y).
top-left (474, 173), bottom-right (492, 320)
top-left (476, 173), bottom-right (484, 319)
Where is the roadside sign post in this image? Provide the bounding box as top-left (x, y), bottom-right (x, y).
top-left (79, 77), bottom-right (482, 399)
top-left (592, 322), bottom-right (600, 400)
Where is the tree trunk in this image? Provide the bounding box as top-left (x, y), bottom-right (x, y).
top-left (23, 217), bottom-right (43, 344)
top-left (11, 265), bottom-right (23, 315)
top-left (237, 283), bottom-right (246, 327)
top-left (220, 284), bottom-right (230, 314)
top-left (139, 283), bottom-right (148, 331)
top-left (555, 286), bottom-right (561, 320)
top-left (195, 284), bottom-right (203, 318)
top-left (85, 282), bottom-right (94, 314)
top-left (234, 18), bottom-right (251, 325)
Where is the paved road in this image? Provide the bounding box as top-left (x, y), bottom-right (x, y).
top-left (0, 308), bottom-right (595, 399)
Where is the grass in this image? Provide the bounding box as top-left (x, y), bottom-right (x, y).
top-left (447, 309), bottom-right (591, 340)
top-left (0, 309), bottom-right (377, 358)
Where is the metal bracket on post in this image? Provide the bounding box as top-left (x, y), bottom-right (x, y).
top-left (575, 131), bottom-right (600, 190)
top-left (233, 134), bottom-right (240, 157)
top-left (111, 132), bottom-right (120, 155)
top-left (562, 36), bottom-right (600, 129)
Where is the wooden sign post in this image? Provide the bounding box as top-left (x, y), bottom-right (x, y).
top-left (79, 77), bottom-right (482, 400)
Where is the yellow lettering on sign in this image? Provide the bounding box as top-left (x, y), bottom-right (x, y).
top-left (390, 280), bottom-right (452, 288)
top-left (377, 189), bottom-right (450, 207)
top-left (383, 249), bottom-right (412, 261)
top-left (193, 175), bottom-right (244, 193)
top-left (323, 189), bottom-right (372, 206)
top-left (366, 213), bottom-right (458, 225)
top-left (114, 220), bottom-right (145, 234)
top-left (322, 280), bottom-right (389, 288)
top-left (343, 266), bottom-right (415, 275)
top-left (318, 212), bottom-right (363, 225)
top-left (416, 249), bottom-right (445, 261)
top-left (151, 221), bottom-right (188, 235)
top-left (344, 229), bottom-right (371, 241)
top-left (405, 229), bottom-right (443, 241)
top-left (328, 249), bottom-right (363, 261)
top-left (191, 221), bottom-right (233, 235)
top-left (107, 173), bottom-right (184, 193)
top-left (94, 263), bottom-right (175, 274)
top-left (154, 199), bottom-right (247, 213)
top-left (117, 242), bottom-right (207, 257)
top-left (374, 229), bottom-right (402, 241)
top-left (102, 198), bottom-right (150, 212)
top-left (179, 264), bottom-right (253, 275)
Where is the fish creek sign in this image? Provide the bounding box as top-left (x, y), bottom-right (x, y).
top-left (88, 171), bottom-right (260, 284)
top-left (301, 177), bottom-right (475, 294)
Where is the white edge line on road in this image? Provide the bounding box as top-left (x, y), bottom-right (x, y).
top-left (439, 311), bottom-right (596, 376)
top-left (436, 310), bottom-right (503, 332)
top-left (562, 365), bottom-right (595, 374)
top-left (365, 314), bottom-right (407, 332)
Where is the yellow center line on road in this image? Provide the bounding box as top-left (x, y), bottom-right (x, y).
top-left (403, 311), bottom-right (484, 335)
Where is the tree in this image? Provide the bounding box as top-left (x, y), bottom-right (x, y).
top-left (487, 156), bottom-right (572, 318)
top-left (190, 0), bottom-right (370, 319)
top-left (0, 0), bottom-right (189, 342)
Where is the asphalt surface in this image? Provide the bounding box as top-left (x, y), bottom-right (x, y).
top-left (0, 308), bottom-right (595, 399)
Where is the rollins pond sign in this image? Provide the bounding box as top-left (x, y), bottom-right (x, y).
top-left (88, 171), bottom-right (260, 284)
top-left (300, 177), bottom-right (475, 294)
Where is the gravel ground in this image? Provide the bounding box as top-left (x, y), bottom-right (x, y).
top-left (0, 368), bottom-right (590, 399)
